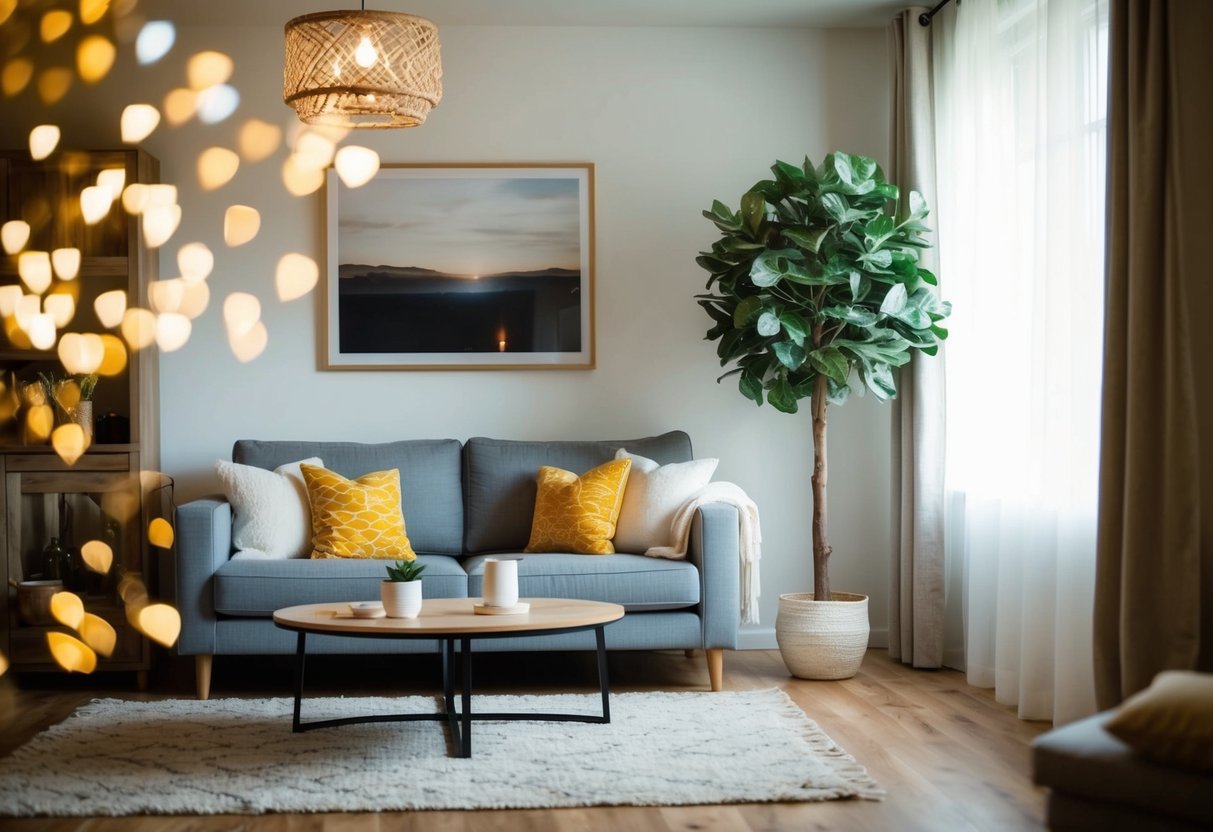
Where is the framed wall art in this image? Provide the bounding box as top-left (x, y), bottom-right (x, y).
top-left (323, 163), bottom-right (595, 370)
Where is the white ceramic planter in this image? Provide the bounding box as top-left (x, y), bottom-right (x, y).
top-left (775, 592), bottom-right (869, 680)
top-left (381, 580), bottom-right (422, 619)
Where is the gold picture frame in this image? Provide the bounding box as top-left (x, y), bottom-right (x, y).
top-left (322, 162), bottom-right (595, 370)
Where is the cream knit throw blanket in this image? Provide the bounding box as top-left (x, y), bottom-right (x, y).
top-left (644, 482), bottom-right (762, 625)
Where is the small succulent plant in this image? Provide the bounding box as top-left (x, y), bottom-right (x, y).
top-left (384, 559), bottom-right (425, 582)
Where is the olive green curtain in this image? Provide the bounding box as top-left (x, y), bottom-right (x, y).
top-left (888, 8), bottom-right (947, 669)
top-left (1094, 0), bottom-right (1213, 708)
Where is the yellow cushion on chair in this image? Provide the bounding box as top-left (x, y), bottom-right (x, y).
top-left (300, 464), bottom-right (416, 560)
top-left (524, 459), bottom-right (632, 555)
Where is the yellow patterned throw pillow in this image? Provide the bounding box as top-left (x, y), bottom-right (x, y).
top-left (300, 465), bottom-right (417, 560)
top-left (524, 459), bottom-right (632, 555)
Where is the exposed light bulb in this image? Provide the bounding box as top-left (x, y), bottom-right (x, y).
top-left (355, 35), bottom-right (378, 68)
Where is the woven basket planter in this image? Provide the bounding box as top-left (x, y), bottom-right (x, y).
top-left (775, 592), bottom-right (869, 680)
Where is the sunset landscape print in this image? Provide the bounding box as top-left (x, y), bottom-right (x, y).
top-left (326, 165), bottom-right (594, 369)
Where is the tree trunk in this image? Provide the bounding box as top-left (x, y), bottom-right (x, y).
top-left (811, 356), bottom-right (832, 602)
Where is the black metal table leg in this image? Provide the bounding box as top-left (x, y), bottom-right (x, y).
top-left (596, 625), bottom-right (611, 723)
top-left (292, 631), bottom-right (307, 733)
top-left (442, 638), bottom-right (460, 750)
top-left (460, 636), bottom-right (472, 758)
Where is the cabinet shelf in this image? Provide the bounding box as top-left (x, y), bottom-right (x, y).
top-left (1, 148), bottom-right (160, 680)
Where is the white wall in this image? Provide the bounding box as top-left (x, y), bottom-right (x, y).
top-left (0, 23), bottom-right (892, 645)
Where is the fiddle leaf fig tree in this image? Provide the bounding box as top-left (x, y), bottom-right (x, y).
top-left (695, 152), bottom-right (950, 602)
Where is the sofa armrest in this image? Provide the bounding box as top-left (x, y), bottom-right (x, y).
top-left (173, 498), bottom-right (232, 655)
top-left (689, 502), bottom-right (741, 650)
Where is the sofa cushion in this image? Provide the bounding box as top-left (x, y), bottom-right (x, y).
top-left (1105, 671), bottom-right (1213, 771)
top-left (233, 439), bottom-right (462, 555)
top-left (213, 554), bottom-right (468, 616)
top-left (524, 460), bottom-right (632, 555)
top-left (463, 552), bottom-right (699, 612)
top-left (1033, 711), bottom-right (1213, 828)
top-left (301, 464), bottom-right (416, 560)
top-left (463, 431), bottom-right (693, 553)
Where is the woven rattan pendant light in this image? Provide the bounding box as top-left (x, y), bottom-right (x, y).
top-left (283, 3), bottom-right (442, 129)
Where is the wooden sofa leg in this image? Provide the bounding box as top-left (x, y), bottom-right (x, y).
top-left (706, 648), bottom-right (723, 691)
top-left (195, 655), bottom-right (213, 701)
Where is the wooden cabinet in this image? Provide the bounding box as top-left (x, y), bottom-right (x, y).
top-left (0, 149), bottom-right (160, 680)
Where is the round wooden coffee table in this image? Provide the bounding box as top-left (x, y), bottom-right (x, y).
top-left (273, 597), bottom-right (624, 757)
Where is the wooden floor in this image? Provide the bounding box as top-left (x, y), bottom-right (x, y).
top-left (0, 648), bottom-right (1051, 831)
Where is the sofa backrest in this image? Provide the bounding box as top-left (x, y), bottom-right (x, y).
top-left (462, 431), bottom-right (693, 554)
top-left (231, 439), bottom-right (464, 556)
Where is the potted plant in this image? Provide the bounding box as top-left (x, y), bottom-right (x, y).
top-left (381, 559), bottom-right (425, 619)
top-left (695, 152), bottom-right (950, 679)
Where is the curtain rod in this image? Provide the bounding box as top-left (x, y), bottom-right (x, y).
top-left (919, 0), bottom-right (957, 26)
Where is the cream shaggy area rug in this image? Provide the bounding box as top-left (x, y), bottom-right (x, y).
top-left (0, 688), bottom-right (882, 816)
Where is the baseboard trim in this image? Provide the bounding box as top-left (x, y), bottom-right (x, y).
top-left (736, 627), bottom-right (889, 651)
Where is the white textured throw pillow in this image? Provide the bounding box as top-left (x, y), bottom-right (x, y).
top-left (612, 449), bottom-right (719, 554)
top-left (215, 457), bottom-right (323, 559)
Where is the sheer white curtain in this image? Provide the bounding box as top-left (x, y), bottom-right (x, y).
top-left (935, 0), bottom-right (1108, 725)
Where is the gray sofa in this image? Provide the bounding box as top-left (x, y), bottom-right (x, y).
top-left (1033, 711), bottom-right (1213, 831)
top-left (173, 431), bottom-right (741, 699)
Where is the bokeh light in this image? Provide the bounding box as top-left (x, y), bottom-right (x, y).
top-left (47, 632), bottom-right (97, 673)
top-left (38, 67), bottom-right (73, 105)
top-left (187, 51), bottom-right (233, 90)
top-left (197, 147), bottom-right (240, 190)
top-left (79, 613), bottom-right (116, 657)
top-left (59, 332), bottom-right (105, 374)
top-left (135, 20), bottom-right (175, 65)
top-left (163, 87), bottom-right (197, 125)
top-left (238, 119), bottom-right (282, 162)
top-left (334, 145), bottom-right (380, 188)
top-left (77, 35), bottom-right (116, 84)
top-left (223, 292), bottom-right (261, 337)
top-left (223, 205), bottom-right (260, 247)
top-left (94, 289), bottom-right (127, 328)
top-left (120, 104), bottom-right (160, 143)
top-left (229, 319), bottom-right (268, 363)
top-left (120, 307), bottom-right (156, 350)
top-left (196, 84), bottom-right (239, 124)
top-left (1, 220), bottom-right (30, 255)
top-left (81, 540), bottom-right (114, 574)
top-left (52, 423), bottom-right (88, 465)
top-left (51, 247), bottom-right (81, 280)
top-left (97, 333), bottom-right (127, 375)
top-left (29, 124), bottom-right (60, 161)
top-left (177, 242), bottom-right (213, 283)
top-left (17, 251), bottom-right (52, 293)
top-left (276, 253), bottom-right (319, 302)
top-left (154, 312), bottom-right (190, 352)
top-left (50, 591), bottom-right (85, 629)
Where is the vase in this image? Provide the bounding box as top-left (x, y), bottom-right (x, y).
top-left (381, 580), bottom-right (422, 619)
top-left (482, 557), bottom-right (519, 608)
top-left (775, 592), bottom-right (869, 680)
top-left (72, 400), bottom-right (94, 445)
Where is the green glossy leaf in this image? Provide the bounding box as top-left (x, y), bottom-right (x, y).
top-left (859, 249), bottom-right (893, 270)
top-left (863, 216), bottom-right (895, 250)
top-left (808, 346), bottom-right (849, 385)
top-left (783, 226), bottom-right (830, 254)
top-left (733, 295), bottom-right (762, 328)
top-left (822, 305), bottom-right (879, 328)
top-left (849, 270), bottom-right (862, 301)
top-left (704, 200), bottom-right (742, 233)
top-left (741, 191), bottom-right (766, 236)
top-left (863, 362), bottom-right (897, 400)
top-left (750, 248), bottom-right (800, 288)
top-left (908, 190), bottom-right (929, 220)
top-left (917, 267), bottom-right (938, 285)
top-left (767, 377), bottom-right (799, 413)
top-left (777, 311), bottom-right (809, 345)
top-left (879, 283), bottom-right (907, 315)
top-left (756, 310), bottom-right (781, 337)
top-left (931, 324), bottom-right (949, 340)
top-left (820, 192), bottom-right (847, 222)
top-left (739, 372), bottom-right (764, 405)
top-left (773, 341), bottom-right (807, 370)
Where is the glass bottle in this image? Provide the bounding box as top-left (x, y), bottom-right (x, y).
top-left (42, 537), bottom-right (64, 582)
top-left (58, 541), bottom-right (81, 591)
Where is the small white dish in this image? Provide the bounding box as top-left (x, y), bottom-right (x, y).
top-left (349, 601), bottom-right (385, 619)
